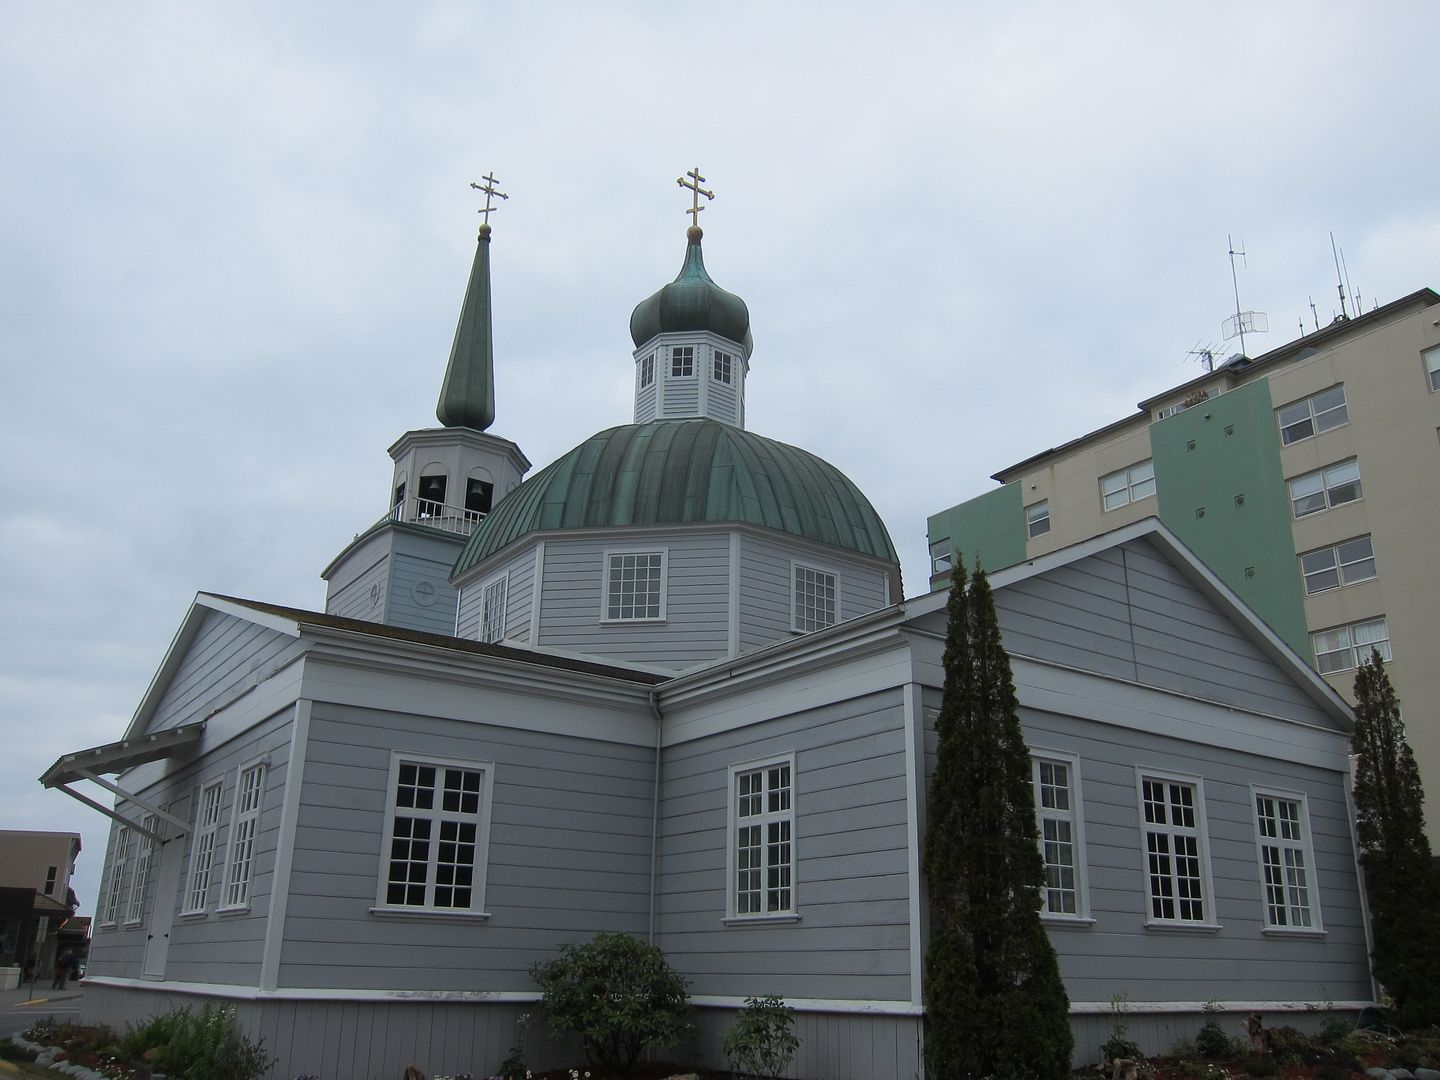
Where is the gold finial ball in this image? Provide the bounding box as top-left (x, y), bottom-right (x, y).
top-left (478, 223), bottom-right (492, 238)
top-left (687, 225), bottom-right (703, 242)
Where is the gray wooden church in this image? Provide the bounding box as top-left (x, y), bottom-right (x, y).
top-left (47, 178), bottom-right (1375, 1079)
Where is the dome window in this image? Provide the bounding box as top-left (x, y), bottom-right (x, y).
top-left (671, 346), bottom-right (695, 378)
top-left (640, 353), bottom-right (655, 388)
top-left (713, 350), bottom-right (733, 384)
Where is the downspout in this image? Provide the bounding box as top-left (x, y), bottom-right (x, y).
top-left (647, 688), bottom-right (664, 944)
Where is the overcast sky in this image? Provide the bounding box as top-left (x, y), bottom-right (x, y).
top-left (3, 3), bottom-right (1437, 915)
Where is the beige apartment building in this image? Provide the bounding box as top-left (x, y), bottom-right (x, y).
top-left (929, 288), bottom-right (1440, 836)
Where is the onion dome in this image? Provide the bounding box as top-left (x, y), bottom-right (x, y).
top-left (453, 419), bottom-right (896, 576)
top-left (629, 227), bottom-right (753, 359)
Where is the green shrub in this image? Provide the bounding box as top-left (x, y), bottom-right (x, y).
top-left (1100, 994), bottom-right (1142, 1065)
top-left (118, 1003), bottom-right (272, 1080)
top-left (1195, 1003), bottom-right (1241, 1060)
top-left (723, 996), bottom-right (800, 1079)
top-left (0, 1037), bottom-right (38, 1062)
top-left (531, 932), bottom-right (691, 1076)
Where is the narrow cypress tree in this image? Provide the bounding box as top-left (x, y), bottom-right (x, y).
top-left (1350, 649), bottom-right (1440, 1028)
top-left (922, 561), bottom-right (1072, 1078)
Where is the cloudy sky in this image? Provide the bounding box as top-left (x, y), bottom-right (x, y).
top-left (3, 3), bottom-right (1437, 914)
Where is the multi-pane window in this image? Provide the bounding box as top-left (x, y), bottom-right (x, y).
top-left (713, 350), bottom-right (733, 384)
top-left (184, 780), bottom-right (225, 913)
top-left (929, 540), bottom-right (953, 575)
top-left (671, 345), bottom-right (695, 377)
top-left (103, 826), bottom-right (131, 926)
top-left (1139, 774), bottom-right (1210, 924)
top-left (605, 552), bottom-right (665, 621)
top-left (1424, 345), bottom-right (1440, 392)
top-left (1277, 384), bottom-right (1349, 445)
top-left (731, 758), bottom-right (795, 917)
top-left (127, 815), bottom-right (159, 924)
top-left (1253, 791), bottom-right (1318, 930)
top-left (223, 764), bottom-right (266, 908)
top-left (792, 564), bottom-right (837, 632)
top-left (640, 352), bottom-right (655, 388)
top-left (1033, 756), bottom-right (1085, 917)
top-left (381, 757), bottom-right (492, 913)
top-left (1100, 460), bottom-right (1156, 511)
top-left (1312, 616), bottom-right (1390, 674)
top-left (480, 575), bottom-right (508, 643)
top-left (1026, 500), bottom-right (1051, 538)
top-left (44, 865), bottom-right (57, 896)
top-left (1288, 458), bottom-right (1361, 517)
top-left (1299, 536), bottom-right (1376, 594)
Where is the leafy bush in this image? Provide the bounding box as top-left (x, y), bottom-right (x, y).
top-left (723, 996), bottom-right (800, 1079)
top-left (1195, 1002), bottom-right (1241, 1060)
top-left (0, 1036), bottom-right (38, 1062)
top-left (1100, 994), bottom-right (1143, 1065)
top-left (531, 932), bottom-right (690, 1075)
top-left (118, 1003), bottom-right (273, 1080)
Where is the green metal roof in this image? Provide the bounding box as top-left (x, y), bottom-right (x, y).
top-left (629, 227), bottom-right (753, 358)
top-left (453, 419), bottom-right (897, 575)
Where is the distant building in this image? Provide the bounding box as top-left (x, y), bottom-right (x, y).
top-left (928, 288), bottom-right (1440, 837)
top-left (0, 830), bottom-right (82, 979)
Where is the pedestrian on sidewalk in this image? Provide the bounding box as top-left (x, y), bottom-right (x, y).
top-left (51, 951), bottom-right (72, 990)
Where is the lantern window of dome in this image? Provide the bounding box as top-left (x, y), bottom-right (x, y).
top-left (671, 345), bottom-right (696, 378)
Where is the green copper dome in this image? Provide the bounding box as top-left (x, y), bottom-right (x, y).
top-left (453, 419), bottom-right (896, 575)
top-left (629, 227), bottom-right (753, 358)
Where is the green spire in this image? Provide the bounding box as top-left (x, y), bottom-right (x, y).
top-left (436, 223), bottom-right (497, 431)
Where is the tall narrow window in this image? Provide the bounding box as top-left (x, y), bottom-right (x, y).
top-left (126, 815), bottom-right (159, 924)
top-left (640, 352), bottom-right (655, 388)
top-left (792, 563), bottom-right (837, 632)
top-left (929, 540), bottom-right (953, 575)
top-left (102, 827), bottom-right (131, 926)
top-left (1100, 460), bottom-right (1155, 511)
top-left (1033, 755), bottom-right (1087, 918)
top-left (480, 575), bottom-right (508, 642)
top-left (1252, 790), bottom-right (1320, 930)
top-left (1026, 500), bottom-right (1051, 538)
top-left (1138, 772), bottom-right (1212, 925)
top-left (223, 764), bottom-right (266, 909)
top-left (43, 866), bottom-right (57, 896)
top-left (1423, 345), bottom-right (1439, 392)
top-left (378, 755), bottom-right (494, 914)
top-left (713, 350), bottom-right (733, 383)
top-left (729, 756), bottom-right (796, 918)
top-left (671, 345), bottom-right (695, 377)
top-left (604, 551), bottom-right (665, 621)
top-left (184, 780), bottom-right (225, 913)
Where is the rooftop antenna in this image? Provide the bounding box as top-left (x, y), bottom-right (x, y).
top-left (1309, 295), bottom-right (1319, 332)
top-left (1222, 235), bottom-right (1268, 357)
top-left (1330, 231), bottom-right (1350, 320)
top-left (1185, 340), bottom-right (1221, 373)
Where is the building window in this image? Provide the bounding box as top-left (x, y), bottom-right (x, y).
top-left (1138, 772), bottom-right (1212, 925)
top-left (379, 754), bottom-right (494, 914)
top-left (102, 826), bottom-right (131, 927)
top-left (1033, 754), bottom-right (1087, 918)
top-left (1288, 458), bottom-right (1362, 518)
top-left (464, 478), bottom-right (494, 517)
top-left (223, 763), bottom-right (266, 909)
top-left (1312, 616), bottom-right (1390, 674)
top-left (1026, 500), bottom-right (1051, 538)
top-left (671, 345), bottom-right (695, 378)
top-left (1252, 790), bottom-right (1320, 930)
top-left (43, 866), bottom-right (57, 896)
top-left (604, 551), bottom-right (666, 621)
top-left (713, 350), bottom-right (733, 384)
top-left (1299, 536), bottom-right (1376, 594)
top-left (1424, 345), bottom-right (1440, 392)
top-left (184, 780), bottom-right (225, 913)
top-left (1277, 384), bottom-right (1349, 445)
top-left (929, 540), bottom-right (953, 575)
top-left (792, 563), bottom-right (837, 632)
top-left (729, 756), bottom-right (795, 918)
top-left (126, 815), bottom-right (159, 924)
top-left (640, 352), bottom-right (655, 388)
top-left (480, 575), bottom-right (508, 643)
top-left (1100, 460), bottom-right (1156, 511)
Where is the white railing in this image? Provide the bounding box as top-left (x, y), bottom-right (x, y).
top-left (384, 497), bottom-right (486, 536)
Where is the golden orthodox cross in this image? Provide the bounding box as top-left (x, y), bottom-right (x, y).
top-left (469, 173), bottom-right (509, 227)
top-left (677, 166), bottom-right (714, 227)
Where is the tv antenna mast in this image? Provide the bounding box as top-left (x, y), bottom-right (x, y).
top-left (1223, 235), bottom-right (1268, 357)
top-left (1330, 231), bottom-right (1350, 320)
top-left (1185, 340), bottom-right (1221, 373)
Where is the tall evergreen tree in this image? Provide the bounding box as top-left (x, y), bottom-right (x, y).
top-left (1350, 649), bottom-right (1440, 1028)
top-left (922, 561), bottom-right (1072, 1078)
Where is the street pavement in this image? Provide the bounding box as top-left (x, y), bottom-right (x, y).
top-left (0, 980), bottom-right (86, 1040)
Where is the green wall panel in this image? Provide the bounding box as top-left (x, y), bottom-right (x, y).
top-left (926, 481), bottom-right (1026, 590)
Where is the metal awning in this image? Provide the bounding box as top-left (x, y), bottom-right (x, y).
top-left (40, 721), bottom-right (206, 842)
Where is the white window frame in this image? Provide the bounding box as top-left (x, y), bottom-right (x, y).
top-left (43, 866), bottom-right (57, 896)
top-left (374, 752), bottom-right (495, 918)
top-left (1288, 458), bottom-right (1362, 518)
top-left (1135, 769), bottom-right (1217, 929)
top-left (1311, 616), bottom-right (1391, 674)
top-left (126, 813), bottom-right (159, 925)
top-left (1298, 535), bottom-right (1376, 595)
top-left (791, 560), bottom-right (838, 633)
top-left (1032, 751), bottom-right (1090, 921)
top-left (725, 753), bottom-right (798, 922)
top-left (1100, 460), bottom-right (1155, 512)
top-left (102, 825), bottom-right (131, 927)
top-left (670, 345), bottom-right (695, 378)
top-left (929, 540), bottom-right (953, 575)
top-left (479, 573), bottom-right (509, 643)
top-left (1025, 499), bottom-right (1051, 539)
top-left (1277, 384), bottom-right (1349, 445)
top-left (1423, 344), bottom-right (1440, 392)
top-left (1250, 787), bottom-right (1323, 933)
top-left (639, 352), bottom-right (655, 389)
top-left (221, 760), bottom-right (267, 910)
top-left (602, 549), bottom-right (667, 622)
top-left (183, 779), bottom-right (226, 915)
top-left (713, 349), bottom-right (733, 384)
